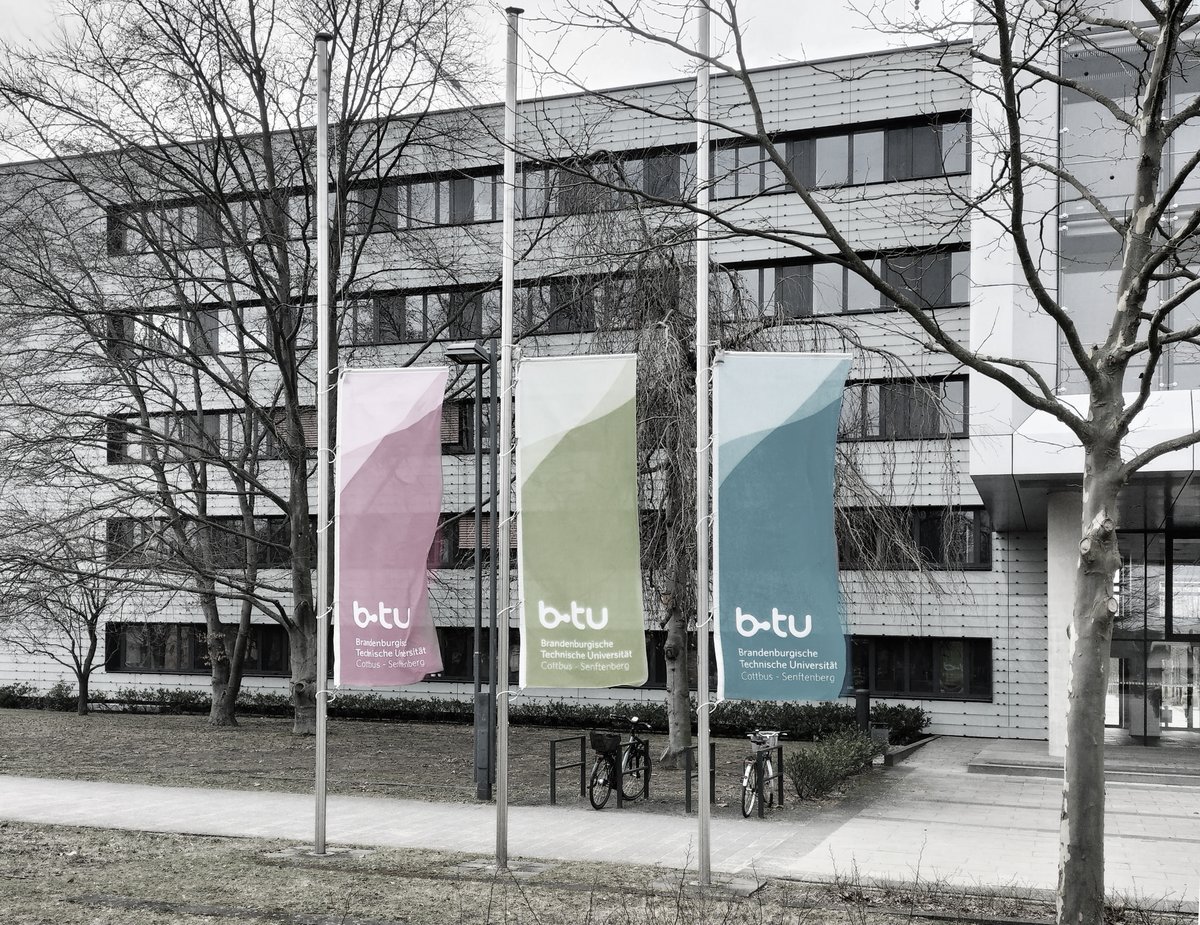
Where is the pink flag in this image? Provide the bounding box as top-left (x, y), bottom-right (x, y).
top-left (334, 367), bottom-right (448, 687)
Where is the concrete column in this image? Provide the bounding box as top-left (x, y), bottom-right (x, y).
top-left (1046, 491), bottom-right (1082, 757)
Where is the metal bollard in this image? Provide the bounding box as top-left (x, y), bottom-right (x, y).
top-left (855, 687), bottom-right (870, 731)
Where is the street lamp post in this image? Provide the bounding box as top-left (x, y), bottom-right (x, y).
top-left (446, 339), bottom-right (498, 800)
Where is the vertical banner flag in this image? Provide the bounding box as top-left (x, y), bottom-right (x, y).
top-left (334, 367), bottom-right (448, 687)
top-left (713, 352), bottom-right (851, 702)
top-left (517, 355), bottom-right (648, 688)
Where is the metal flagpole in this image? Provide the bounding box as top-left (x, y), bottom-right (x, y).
top-left (694, 0), bottom-right (713, 889)
top-left (495, 4), bottom-right (522, 872)
top-left (313, 28), bottom-right (334, 857)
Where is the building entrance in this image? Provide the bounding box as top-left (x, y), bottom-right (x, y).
top-left (1107, 533), bottom-right (1200, 745)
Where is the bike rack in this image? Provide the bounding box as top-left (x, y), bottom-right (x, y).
top-left (682, 742), bottom-right (717, 814)
top-left (548, 735), bottom-right (586, 805)
top-left (752, 743), bottom-right (786, 818)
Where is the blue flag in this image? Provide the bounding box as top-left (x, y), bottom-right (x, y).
top-left (713, 352), bottom-right (851, 702)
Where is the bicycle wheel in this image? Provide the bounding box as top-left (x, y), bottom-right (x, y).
top-left (619, 741), bottom-right (647, 800)
top-left (741, 760), bottom-right (761, 817)
top-left (588, 756), bottom-right (613, 810)
top-left (763, 758), bottom-right (775, 808)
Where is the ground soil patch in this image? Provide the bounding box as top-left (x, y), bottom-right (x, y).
top-left (0, 708), bottom-right (802, 818)
top-left (0, 821), bottom-right (1070, 925)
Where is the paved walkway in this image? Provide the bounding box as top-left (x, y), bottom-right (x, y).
top-left (1, 738), bottom-right (1198, 907)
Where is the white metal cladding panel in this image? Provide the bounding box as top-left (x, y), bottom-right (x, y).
top-left (839, 442), bottom-right (977, 507)
top-left (838, 528), bottom-right (1049, 739)
top-left (0, 648), bottom-right (74, 688)
top-left (707, 187), bottom-right (969, 262)
top-left (496, 45), bottom-right (968, 157)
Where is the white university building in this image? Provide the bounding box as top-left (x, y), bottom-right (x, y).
top-left (1, 20), bottom-right (1197, 755)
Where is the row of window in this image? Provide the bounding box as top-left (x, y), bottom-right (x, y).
top-left (105, 304), bottom-right (305, 359)
top-left (427, 505), bottom-right (991, 572)
top-left (837, 507), bottom-right (992, 570)
top-left (723, 250), bottom-right (969, 320)
top-left (105, 622), bottom-right (289, 675)
top-left (106, 516), bottom-right (307, 569)
top-left (106, 409), bottom-right (317, 465)
top-left (103, 245), bottom-right (968, 362)
top-left (103, 620), bottom-right (993, 702)
top-left (107, 403), bottom-right (475, 467)
top-left (334, 248), bottom-right (967, 352)
top-left (715, 119), bottom-right (969, 200)
top-left (105, 115), bottom-right (969, 255)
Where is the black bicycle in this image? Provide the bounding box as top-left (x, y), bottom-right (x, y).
top-left (587, 716), bottom-right (652, 809)
top-left (741, 729), bottom-right (784, 817)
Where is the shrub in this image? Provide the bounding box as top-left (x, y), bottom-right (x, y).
top-left (0, 682), bottom-right (36, 709)
top-left (41, 681), bottom-right (76, 712)
top-left (869, 704), bottom-right (931, 746)
top-left (785, 729), bottom-right (886, 800)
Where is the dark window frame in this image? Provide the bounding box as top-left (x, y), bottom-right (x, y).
top-left (105, 621), bottom-right (290, 676)
top-left (838, 506), bottom-right (992, 571)
top-left (850, 634), bottom-right (993, 701)
top-left (839, 376), bottom-right (969, 441)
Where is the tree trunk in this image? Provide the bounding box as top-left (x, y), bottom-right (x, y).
top-left (1058, 451), bottom-right (1122, 925)
top-left (199, 586), bottom-right (239, 727)
top-left (289, 603), bottom-right (318, 735)
top-left (76, 672), bottom-right (89, 715)
top-left (659, 593), bottom-right (693, 769)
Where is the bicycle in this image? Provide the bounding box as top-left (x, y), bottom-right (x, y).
top-left (587, 716), bottom-right (653, 810)
top-left (741, 730), bottom-right (784, 818)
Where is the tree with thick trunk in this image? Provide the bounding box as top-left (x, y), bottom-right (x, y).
top-left (538, 2), bottom-right (1200, 920)
top-left (0, 0), bottom-right (485, 732)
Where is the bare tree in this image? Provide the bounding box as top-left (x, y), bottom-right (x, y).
top-left (572, 182), bottom-right (961, 766)
top-left (0, 0), bottom-right (488, 732)
top-left (0, 505), bottom-right (143, 715)
top-left (529, 2), bottom-right (1200, 921)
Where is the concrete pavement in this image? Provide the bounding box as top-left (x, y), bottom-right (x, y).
top-left (1, 737), bottom-right (1197, 907)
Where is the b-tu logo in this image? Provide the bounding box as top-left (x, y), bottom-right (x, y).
top-left (735, 606), bottom-right (812, 639)
top-left (353, 601), bottom-right (412, 630)
top-left (538, 600), bottom-right (609, 630)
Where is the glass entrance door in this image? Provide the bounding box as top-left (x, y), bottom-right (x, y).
top-left (1107, 532), bottom-right (1200, 744)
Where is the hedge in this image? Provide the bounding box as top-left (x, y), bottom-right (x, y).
top-left (0, 682), bottom-right (930, 744)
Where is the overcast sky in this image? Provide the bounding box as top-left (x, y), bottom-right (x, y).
top-left (0, 0), bottom-right (935, 92)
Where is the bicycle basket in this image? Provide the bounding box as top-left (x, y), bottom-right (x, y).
top-left (590, 731), bottom-right (621, 753)
top-left (752, 732), bottom-right (779, 750)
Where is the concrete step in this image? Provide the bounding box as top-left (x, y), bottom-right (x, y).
top-left (968, 759), bottom-right (1200, 787)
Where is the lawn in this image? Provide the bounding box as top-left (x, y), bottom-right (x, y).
top-left (0, 707), bottom-right (769, 814)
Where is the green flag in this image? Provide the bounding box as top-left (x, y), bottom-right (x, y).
top-left (516, 355), bottom-right (648, 689)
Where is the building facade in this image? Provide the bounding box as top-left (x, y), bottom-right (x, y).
top-left (2, 28), bottom-right (1196, 750)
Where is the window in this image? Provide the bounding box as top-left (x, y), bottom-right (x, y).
top-left (883, 252), bottom-right (962, 308)
top-left (427, 516), bottom-right (460, 569)
top-left (106, 417), bottom-right (141, 464)
top-left (714, 145), bottom-right (764, 199)
top-left (555, 160), bottom-right (619, 214)
top-left (106, 209), bottom-right (134, 255)
top-left (851, 635), bottom-right (992, 700)
top-left (106, 518), bottom-right (173, 566)
top-left (425, 512), bottom-right (515, 569)
top-left (840, 378), bottom-right (967, 440)
top-left (883, 123), bottom-right (968, 181)
top-left (105, 622), bottom-right (289, 675)
top-left (349, 185), bottom-right (399, 234)
top-left (851, 130), bottom-right (885, 184)
top-left (837, 506), bottom-right (991, 570)
top-left (441, 401), bottom-right (473, 454)
top-left (520, 165), bottom-right (552, 218)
